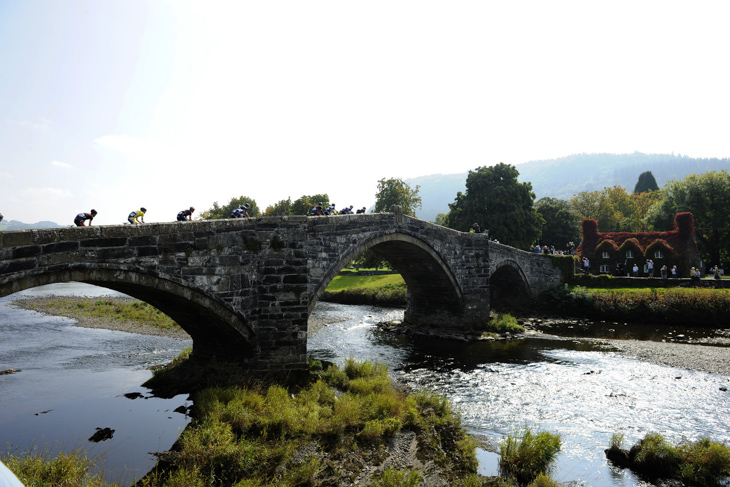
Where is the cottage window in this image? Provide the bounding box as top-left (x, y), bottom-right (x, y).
top-left (654, 250), bottom-right (664, 259)
top-left (599, 264), bottom-right (610, 274)
top-left (626, 250), bottom-right (634, 259)
top-left (602, 251), bottom-right (610, 259)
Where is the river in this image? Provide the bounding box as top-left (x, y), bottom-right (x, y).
top-left (1, 283), bottom-right (729, 486)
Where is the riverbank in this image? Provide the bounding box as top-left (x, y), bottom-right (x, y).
top-left (12, 295), bottom-right (730, 378)
top-left (11, 296), bottom-right (191, 340)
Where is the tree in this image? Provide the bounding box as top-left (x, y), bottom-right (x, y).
top-left (646, 170), bottom-right (730, 265)
top-left (200, 196), bottom-right (259, 219)
top-left (264, 198), bottom-right (293, 216)
top-left (291, 194), bottom-right (329, 216)
top-left (373, 178), bottom-right (422, 216)
top-left (446, 163), bottom-right (540, 249)
top-left (535, 197), bottom-right (581, 249)
top-left (634, 171), bottom-right (659, 194)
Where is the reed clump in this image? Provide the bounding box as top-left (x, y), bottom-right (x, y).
top-left (605, 432), bottom-right (730, 486)
top-left (137, 358), bottom-right (480, 486)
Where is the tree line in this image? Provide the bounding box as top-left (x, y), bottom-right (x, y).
top-left (201, 167), bottom-right (730, 267)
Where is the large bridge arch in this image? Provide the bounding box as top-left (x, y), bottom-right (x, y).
top-left (0, 214), bottom-right (568, 370)
top-left (0, 265), bottom-right (257, 362)
top-left (309, 233), bottom-right (463, 321)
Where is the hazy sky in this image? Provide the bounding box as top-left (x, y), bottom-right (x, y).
top-left (2, 1), bottom-right (729, 225)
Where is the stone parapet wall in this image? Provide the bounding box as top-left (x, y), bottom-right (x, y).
top-left (0, 214), bottom-right (567, 370)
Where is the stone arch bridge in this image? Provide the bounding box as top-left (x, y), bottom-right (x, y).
top-left (0, 210), bottom-right (568, 371)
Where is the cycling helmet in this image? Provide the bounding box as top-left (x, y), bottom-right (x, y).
top-left (141, 207), bottom-right (147, 212)
top-left (91, 209), bottom-right (98, 215)
top-left (190, 207), bottom-right (195, 211)
top-left (243, 203), bottom-right (250, 209)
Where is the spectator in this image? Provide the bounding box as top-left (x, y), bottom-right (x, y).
top-left (660, 264), bottom-right (668, 279)
top-left (583, 257), bottom-right (590, 275)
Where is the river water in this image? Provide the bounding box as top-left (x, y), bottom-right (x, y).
top-left (1, 284), bottom-right (729, 486)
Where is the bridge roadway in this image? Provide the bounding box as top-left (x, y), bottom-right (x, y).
top-left (0, 208), bottom-right (567, 372)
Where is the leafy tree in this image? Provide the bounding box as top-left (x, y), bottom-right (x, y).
top-left (629, 190), bottom-right (663, 231)
top-left (433, 213), bottom-right (448, 226)
top-left (570, 186), bottom-right (646, 232)
top-left (634, 171), bottom-right (659, 194)
top-left (373, 178), bottom-right (422, 216)
top-left (291, 194), bottom-right (329, 216)
top-left (264, 198), bottom-right (293, 216)
top-left (646, 170), bottom-right (730, 265)
top-left (446, 163), bottom-right (540, 249)
top-left (200, 196), bottom-right (259, 219)
top-left (535, 197), bottom-right (581, 249)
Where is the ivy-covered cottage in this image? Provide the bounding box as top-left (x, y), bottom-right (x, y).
top-left (577, 212), bottom-right (702, 277)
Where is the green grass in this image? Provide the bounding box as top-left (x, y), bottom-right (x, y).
top-left (136, 358), bottom-right (480, 486)
top-left (326, 272), bottom-right (405, 292)
top-left (499, 427), bottom-right (561, 486)
top-left (1, 449), bottom-right (117, 487)
top-left (39, 298), bottom-right (181, 330)
top-left (606, 433), bottom-right (730, 487)
top-left (542, 285), bottom-right (730, 326)
top-left (323, 272), bottom-right (407, 306)
top-left (484, 313), bottom-right (525, 335)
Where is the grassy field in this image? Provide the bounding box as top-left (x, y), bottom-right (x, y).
top-left (326, 271), bottom-right (405, 292)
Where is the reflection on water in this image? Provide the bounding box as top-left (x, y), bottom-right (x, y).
top-left (0, 283), bottom-right (192, 485)
top-left (309, 302), bottom-right (730, 487)
top-left (2, 289), bottom-right (728, 487)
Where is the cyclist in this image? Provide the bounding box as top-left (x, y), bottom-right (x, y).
top-left (177, 207), bottom-right (195, 221)
top-left (325, 203), bottom-right (336, 215)
top-left (74, 209), bottom-right (97, 226)
top-left (128, 207), bottom-right (147, 224)
top-left (230, 203), bottom-right (251, 218)
top-left (311, 203), bottom-right (323, 216)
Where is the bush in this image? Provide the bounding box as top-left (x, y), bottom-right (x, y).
top-left (485, 313), bottom-right (525, 334)
top-left (606, 433), bottom-right (730, 486)
top-left (499, 427), bottom-right (561, 486)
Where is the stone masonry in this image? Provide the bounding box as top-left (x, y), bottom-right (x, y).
top-left (0, 210), bottom-right (568, 371)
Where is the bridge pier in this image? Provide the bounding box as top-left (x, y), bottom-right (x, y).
top-left (0, 215), bottom-right (567, 371)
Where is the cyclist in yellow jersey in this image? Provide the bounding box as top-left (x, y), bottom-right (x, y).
top-left (128, 207), bottom-right (147, 224)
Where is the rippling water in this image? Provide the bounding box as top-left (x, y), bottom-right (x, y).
top-left (309, 302), bottom-right (730, 487)
top-left (2, 288), bottom-right (728, 486)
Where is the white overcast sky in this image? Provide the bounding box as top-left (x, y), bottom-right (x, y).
top-left (2, 1), bottom-right (729, 225)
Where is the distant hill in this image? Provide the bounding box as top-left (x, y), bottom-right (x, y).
top-left (406, 152), bottom-right (730, 222)
top-left (0, 220), bottom-right (64, 231)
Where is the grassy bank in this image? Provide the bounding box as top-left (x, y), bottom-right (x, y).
top-left (2, 356), bottom-right (572, 486)
top-left (12, 297), bottom-right (186, 338)
top-left (542, 285), bottom-right (730, 326)
top-left (136, 358), bottom-right (486, 486)
top-left (322, 272), bottom-right (407, 306)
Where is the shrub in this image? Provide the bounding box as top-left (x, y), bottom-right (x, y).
top-left (499, 427), bottom-right (561, 486)
top-left (485, 313), bottom-right (525, 334)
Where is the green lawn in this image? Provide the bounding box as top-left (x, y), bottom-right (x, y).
top-left (326, 272), bottom-right (405, 292)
